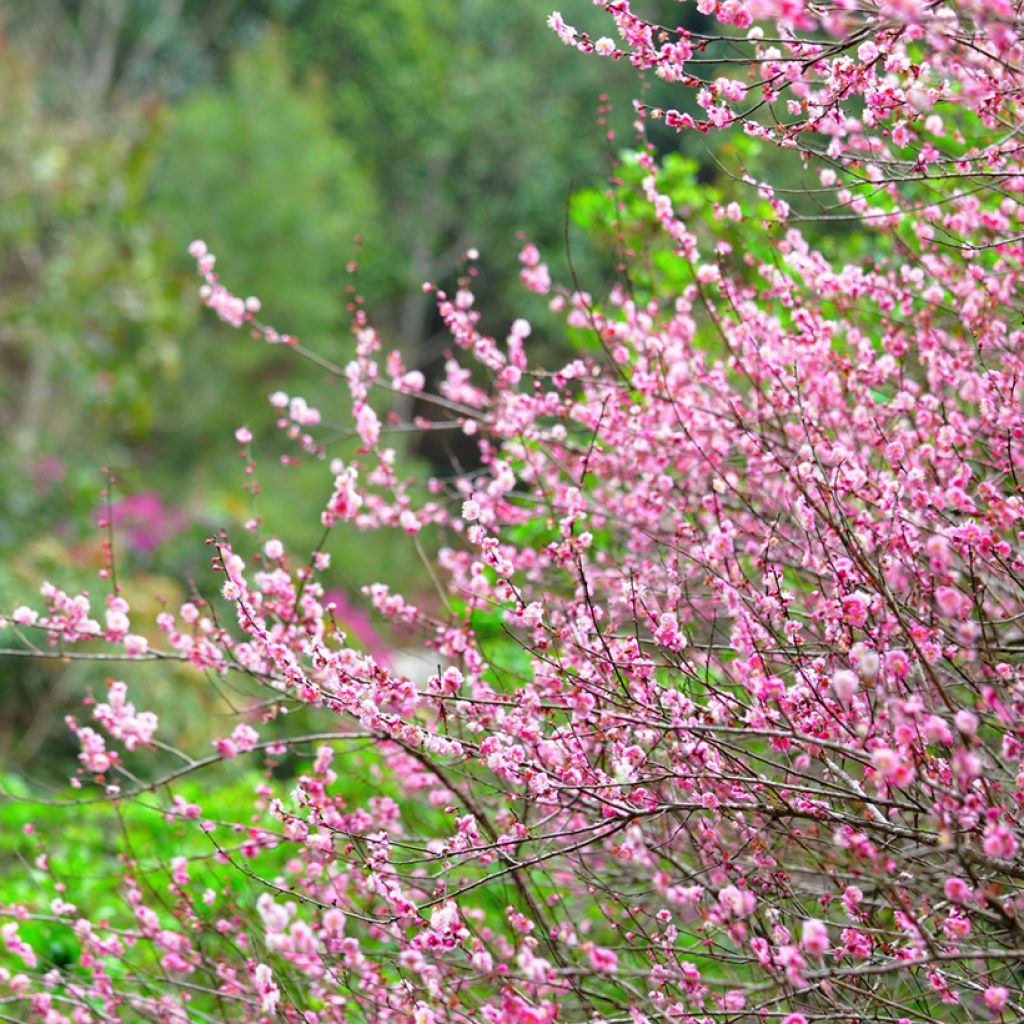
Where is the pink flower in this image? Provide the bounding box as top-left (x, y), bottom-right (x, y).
top-left (546, 11), bottom-right (577, 46)
top-left (400, 509), bottom-right (421, 534)
top-left (935, 586), bottom-right (965, 619)
top-left (872, 748), bottom-right (915, 788)
top-left (849, 642), bottom-right (880, 681)
top-left (718, 885), bottom-right (756, 920)
top-left (230, 723), bottom-right (259, 753)
top-left (413, 1003), bottom-right (436, 1024)
top-left (841, 591), bottom-right (871, 627)
top-left (354, 403), bottom-right (380, 446)
top-left (983, 822), bottom-right (1017, 860)
top-left (800, 918), bottom-right (830, 958)
top-left (954, 710), bottom-right (978, 735)
top-left (12, 606), bottom-right (38, 626)
top-left (587, 945), bottom-right (619, 973)
top-left (984, 986), bottom-right (1009, 1013)
top-left (123, 633), bottom-right (149, 656)
top-left (213, 738), bottom-right (238, 759)
top-left (252, 963), bottom-right (279, 1015)
top-left (944, 877), bottom-right (971, 903)
top-left (831, 669), bottom-right (859, 704)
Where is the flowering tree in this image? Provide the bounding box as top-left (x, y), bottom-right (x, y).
top-left (3, 1), bottom-right (1024, 1022)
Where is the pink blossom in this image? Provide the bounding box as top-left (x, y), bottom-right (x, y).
top-left (831, 669), bottom-right (859, 704)
top-left (944, 877), bottom-right (971, 902)
top-left (11, 606), bottom-right (38, 626)
top-left (983, 822), bottom-right (1017, 860)
top-left (718, 885), bottom-right (755, 920)
top-left (984, 986), bottom-right (1009, 1012)
top-left (954, 710), bottom-right (978, 735)
top-left (935, 586), bottom-right (966, 619)
top-left (587, 945), bottom-right (619, 973)
top-left (800, 918), bottom-right (830, 958)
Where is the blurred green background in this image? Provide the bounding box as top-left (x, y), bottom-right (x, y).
top-left (0, 0), bottom-right (741, 775)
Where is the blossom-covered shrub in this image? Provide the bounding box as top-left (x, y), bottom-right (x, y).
top-left (3, 1), bottom-right (1024, 1022)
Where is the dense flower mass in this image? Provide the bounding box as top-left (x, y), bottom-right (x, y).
top-left (3, 1), bottom-right (1024, 1021)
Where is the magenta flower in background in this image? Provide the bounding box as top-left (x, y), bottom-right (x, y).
top-left (107, 492), bottom-right (186, 554)
top-left (322, 587), bottom-right (390, 665)
top-left (29, 454), bottom-right (67, 494)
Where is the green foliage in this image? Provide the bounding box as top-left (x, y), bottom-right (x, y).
top-left (281, 0), bottom-right (635, 338)
top-left (153, 30), bottom-right (377, 345)
top-left (0, 49), bottom-right (198, 603)
top-left (0, 55), bottom-right (192, 449)
top-left (1, 768), bottom-right (292, 1010)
